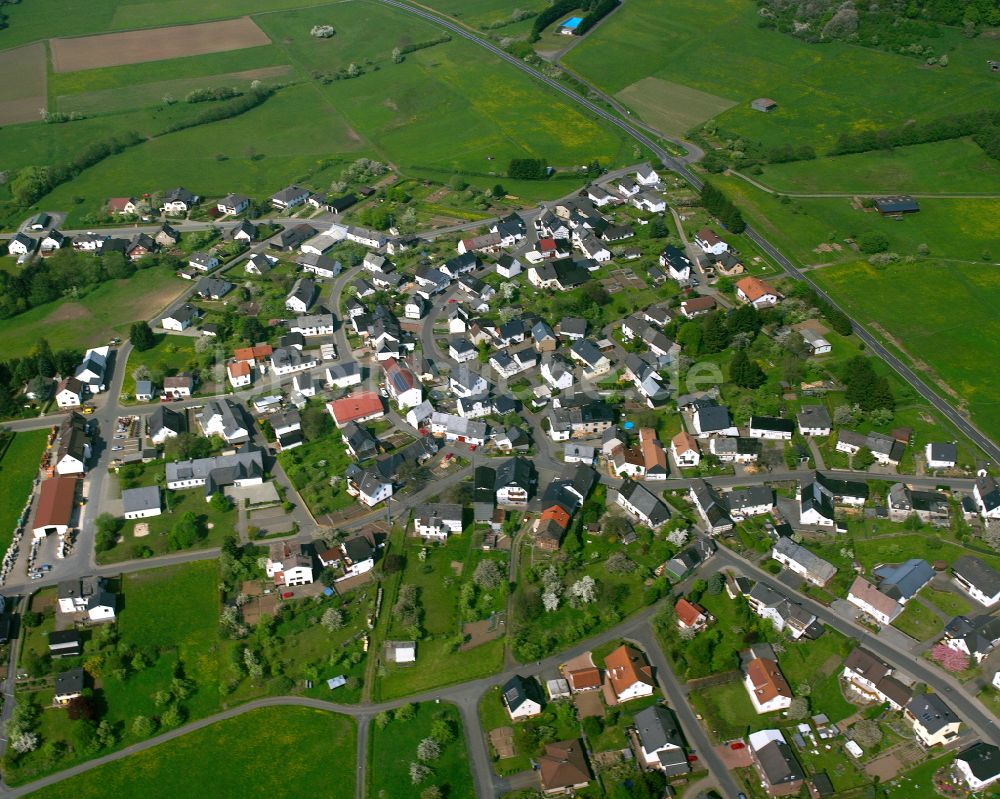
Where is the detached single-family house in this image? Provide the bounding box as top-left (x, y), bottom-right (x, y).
top-left (217, 193), bottom-right (250, 216)
top-left (904, 693), bottom-right (961, 747)
top-left (955, 743), bottom-right (1000, 791)
top-left (941, 615), bottom-right (1000, 663)
top-left (270, 184), bottom-right (309, 210)
top-left (56, 377), bottom-right (86, 409)
top-left (604, 645), bottom-right (655, 704)
top-left (265, 542), bottom-right (314, 586)
top-left (953, 555), bottom-right (1000, 607)
top-left (772, 537), bottom-right (836, 587)
top-left (615, 479), bottom-right (670, 529)
top-left (692, 404), bottom-right (739, 438)
top-left (199, 399), bottom-right (250, 444)
top-left (345, 467), bottom-right (393, 507)
top-left (749, 416), bottom-right (794, 441)
top-left (8, 233), bottom-right (37, 257)
top-left (633, 706), bottom-right (689, 777)
top-left (841, 647), bottom-right (912, 710)
top-left (539, 740), bottom-right (592, 795)
top-left (107, 197), bottom-right (139, 216)
top-left (797, 405), bottom-right (832, 437)
top-left (675, 598), bottom-right (711, 632)
top-left (694, 228), bottom-right (728, 255)
top-left (659, 245), bottom-right (691, 282)
top-left (736, 276), bottom-right (783, 309)
top-left (671, 431), bottom-right (701, 467)
top-left (327, 391), bottom-right (385, 428)
top-left (974, 477), bottom-right (1000, 521)
top-left (748, 729), bottom-right (805, 796)
top-left (285, 277), bottom-right (316, 314)
top-left (57, 576), bottom-right (116, 621)
top-left (161, 187), bottom-right (198, 214)
top-left (744, 654), bottom-right (793, 714)
top-left (502, 675), bottom-right (543, 720)
top-left (925, 442), bottom-right (958, 470)
top-left (847, 576), bottom-right (901, 625)
top-left (188, 251), bottom-right (218, 272)
top-left (412, 503), bottom-right (463, 541)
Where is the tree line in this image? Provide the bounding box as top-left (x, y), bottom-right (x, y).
top-left (0, 340), bottom-right (83, 418)
top-left (699, 180), bottom-right (746, 233)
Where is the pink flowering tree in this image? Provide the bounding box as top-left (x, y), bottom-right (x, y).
top-left (931, 643), bottom-right (969, 673)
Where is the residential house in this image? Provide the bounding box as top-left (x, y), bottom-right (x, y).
top-left (327, 391), bottom-right (385, 428)
top-left (450, 364), bottom-right (488, 398)
top-left (689, 479), bottom-right (734, 534)
top-left (154, 223), bottom-right (180, 247)
top-left (953, 555), bottom-right (1000, 607)
top-left (815, 472), bottom-right (869, 507)
top-left (748, 729), bottom-right (805, 796)
top-left (726, 486), bottom-right (774, 520)
top-left (841, 647), bottom-right (912, 710)
top-left (217, 193), bottom-right (250, 215)
top-left (604, 645), bottom-right (655, 703)
top-left (134, 380), bottom-right (154, 401)
top-left (568, 339), bottom-right (611, 378)
top-left (973, 476), bottom-right (1000, 520)
top-left (798, 326), bottom-right (832, 355)
top-left (272, 410), bottom-right (304, 451)
top-left (161, 187), bottom-right (198, 214)
top-left (148, 406), bottom-right (186, 444)
top-left (736, 276), bottom-right (783, 309)
top-left (121, 486), bottom-right (161, 520)
top-left (633, 705), bottom-right (689, 776)
top-left (941, 615), bottom-right (1000, 663)
top-left (954, 743), bottom-right (1000, 791)
top-left (188, 251), bottom-right (218, 272)
top-left (539, 740), bottom-right (591, 795)
top-left (413, 504), bottom-right (464, 541)
top-left (53, 668), bottom-right (86, 706)
top-left (746, 583), bottom-right (820, 640)
top-left (325, 361), bottom-right (363, 390)
top-left (57, 576), bottom-right (116, 621)
top-left (749, 416), bottom-right (795, 441)
top-left (73, 346), bottom-right (109, 393)
top-left (230, 219), bottom-right (257, 243)
top-left (772, 538), bottom-right (836, 587)
top-left (496, 254), bottom-right (522, 278)
top-left (671, 431), bottom-right (700, 467)
top-left (502, 675), bottom-right (543, 720)
top-left (887, 484), bottom-right (950, 524)
top-left (55, 377), bottom-right (85, 409)
top-left (873, 559), bottom-right (934, 604)
top-left (160, 304), bottom-right (200, 332)
top-left (692, 404), bottom-right (739, 438)
top-left (711, 436), bottom-right (761, 463)
top-left (194, 276), bottom-right (233, 300)
top-left (285, 277), bottom-right (316, 314)
top-left (615, 479), bottom-right (670, 529)
top-left (675, 598), bottom-right (711, 632)
top-left (55, 414), bottom-right (91, 475)
top-left (557, 317), bottom-right (587, 341)
top-left (108, 196), bottom-right (139, 216)
top-left (495, 457), bottom-right (535, 505)
top-left (797, 405), bottom-right (832, 436)
top-left (270, 184), bottom-right (309, 210)
top-left (836, 429), bottom-right (904, 466)
top-left (925, 442), bottom-right (958, 470)
top-left (659, 245), bottom-right (691, 282)
top-left (297, 252), bottom-right (341, 278)
top-left (291, 313), bottom-right (334, 337)
top-left (265, 542), bottom-right (314, 586)
top-left (694, 228), bottom-right (728, 255)
top-left (680, 295), bottom-right (717, 319)
top-left (382, 358), bottom-right (422, 409)
top-left (345, 466), bottom-right (393, 507)
top-left (744, 654), bottom-right (793, 713)
top-left (847, 576), bottom-right (902, 625)
top-left (199, 399), bottom-right (249, 444)
top-left (40, 230), bottom-right (69, 255)
top-left (904, 693), bottom-right (961, 747)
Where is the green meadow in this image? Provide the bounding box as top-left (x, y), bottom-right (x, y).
top-left (562, 0), bottom-right (999, 152)
top-left (26, 706), bottom-right (356, 799)
top-left (755, 138), bottom-right (1000, 196)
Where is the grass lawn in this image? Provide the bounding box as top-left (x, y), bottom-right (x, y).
top-left (563, 0), bottom-right (998, 154)
top-left (377, 534), bottom-right (505, 701)
top-left (95, 488), bottom-right (237, 564)
top-left (688, 679), bottom-right (770, 743)
top-left (755, 138), bottom-right (1000, 195)
top-left (920, 587), bottom-right (972, 619)
top-left (0, 430), bottom-right (48, 554)
top-left (27, 706), bottom-right (355, 799)
top-left (277, 426), bottom-right (356, 519)
top-left (977, 686), bottom-right (1000, 720)
top-left (368, 701), bottom-right (473, 799)
top-left (882, 753), bottom-right (954, 799)
top-left (891, 601), bottom-right (943, 642)
top-left (777, 629), bottom-right (856, 723)
top-left (810, 259), bottom-right (1000, 447)
top-left (0, 266), bottom-right (187, 358)
top-left (122, 334), bottom-right (199, 399)
top-left (478, 684), bottom-right (533, 776)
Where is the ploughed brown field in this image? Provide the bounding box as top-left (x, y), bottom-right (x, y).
top-left (0, 43), bottom-right (47, 125)
top-left (49, 16), bottom-right (270, 72)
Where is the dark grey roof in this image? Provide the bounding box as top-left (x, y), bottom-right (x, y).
top-left (905, 693), bottom-right (959, 733)
top-left (55, 667), bottom-right (85, 695)
top-left (750, 415), bottom-right (795, 434)
top-left (943, 614), bottom-right (1000, 656)
top-left (695, 404), bottom-right (732, 432)
top-left (976, 476), bottom-right (1000, 512)
top-left (872, 559), bottom-right (933, 601)
top-left (956, 742), bottom-right (1000, 783)
top-left (816, 472), bottom-right (869, 500)
top-left (502, 675), bottom-right (539, 713)
top-left (874, 195), bottom-right (919, 214)
top-left (634, 705), bottom-right (686, 772)
top-left (121, 485), bottom-right (161, 515)
top-left (953, 555), bottom-right (1000, 595)
top-left (757, 740), bottom-right (805, 786)
top-left (727, 486), bottom-right (774, 513)
top-left (619, 479), bottom-right (670, 526)
top-left (927, 442), bottom-right (957, 463)
top-left (496, 457), bottom-right (534, 491)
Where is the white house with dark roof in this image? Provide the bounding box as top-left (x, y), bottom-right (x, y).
top-left (502, 675), bottom-right (543, 720)
top-left (953, 555), bottom-right (1000, 607)
top-left (412, 503), bottom-right (464, 541)
top-left (925, 442), bottom-right (957, 470)
top-left (955, 743), bottom-right (1000, 791)
top-left (772, 537), bottom-right (836, 586)
top-left (973, 476), bottom-right (1000, 521)
top-left (797, 405), bottom-right (832, 436)
top-left (692, 405), bottom-right (738, 438)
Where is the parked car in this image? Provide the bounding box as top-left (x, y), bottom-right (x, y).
top-left (111, 445), bottom-right (123, 452)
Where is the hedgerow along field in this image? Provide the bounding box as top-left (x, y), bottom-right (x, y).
top-left (562, 0), bottom-right (1000, 154)
top-left (25, 706), bottom-right (356, 799)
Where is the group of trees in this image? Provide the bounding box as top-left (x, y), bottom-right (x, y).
top-left (676, 302), bottom-right (764, 357)
top-left (0, 246), bottom-right (179, 321)
top-left (842, 356), bottom-right (895, 413)
top-left (699, 181), bottom-right (745, 233)
top-left (831, 109), bottom-right (1000, 162)
top-left (507, 158), bottom-right (548, 180)
top-left (0, 339), bottom-right (82, 417)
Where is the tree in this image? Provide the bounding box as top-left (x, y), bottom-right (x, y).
top-left (95, 512), bottom-right (123, 552)
top-left (542, 591), bottom-right (560, 612)
top-left (707, 572), bottom-right (725, 595)
top-left (605, 551), bottom-right (637, 574)
top-left (395, 702), bottom-right (415, 722)
top-left (10, 731), bottom-right (39, 754)
top-left (410, 762), bottom-right (431, 784)
top-left (568, 576), bottom-right (597, 606)
top-left (160, 704), bottom-right (185, 728)
top-left (417, 737), bottom-right (441, 761)
top-left (931, 643), bottom-right (969, 672)
top-left (430, 718), bottom-right (455, 745)
top-left (421, 788), bottom-right (443, 799)
top-left (472, 559), bottom-right (504, 590)
top-left (729, 349), bottom-right (766, 389)
top-left (850, 719), bottom-right (883, 748)
top-left (210, 491), bottom-right (231, 513)
top-left (854, 447), bottom-right (876, 469)
top-left (321, 608), bottom-right (344, 631)
top-left (666, 528), bottom-right (689, 547)
top-left (130, 321), bottom-right (156, 352)
top-left (133, 715), bottom-right (157, 737)
top-left (787, 696), bottom-right (809, 719)
top-left (857, 231), bottom-right (889, 254)
top-left (392, 47), bottom-right (403, 63)
top-left (374, 711), bottom-right (391, 729)
top-left (168, 511), bottom-right (203, 550)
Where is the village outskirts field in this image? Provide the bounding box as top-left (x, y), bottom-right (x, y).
top-left (560, 0), bottom-right (1000, 446)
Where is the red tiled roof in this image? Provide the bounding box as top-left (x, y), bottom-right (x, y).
top-left (736, 276), bottom-right (781, 302)
top-left (327, 391), bottom-right (384, 425)
top-left (604, 645), bottom-right (654, 696)
top-left (675, 597), bottom-right (706, 628)
top-left (34, 477), bottom-right (78, 529)
top-left (745, 657), bottom-right (792, 703)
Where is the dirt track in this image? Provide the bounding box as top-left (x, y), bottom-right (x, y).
top-left (50, 17), bottom-right (270, 73)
